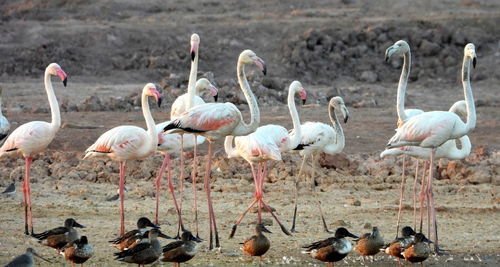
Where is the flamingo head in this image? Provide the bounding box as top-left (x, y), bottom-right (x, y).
top-left (464, 43), bottom-right (477, 68)
top-left (144, 83), bottom-right (163, 107)
top-left (240, 50), bottom-right (267, 75)
top-left (196, 78), bottom-right (219, 102)
top-left (190, 33), bottom-right (200, 61)
top-left (290, 80), bottom-right (307, 105)
top-left (329, 96), bottom-right (349, 123)
top-left (385, 40), bottom-right (410, 62)
top-left (47, 63), bottom-right (68, 87)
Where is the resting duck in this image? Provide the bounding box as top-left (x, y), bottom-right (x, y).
top-left (401, 233), bottom-right (432, 263)
top-left (302, 227), bottom-right (358, 267)
top-left (160, 231), bottom-right (199, 266)
top-left (61, 236), bottom-right (94, 267)
top-left (384, 226), bottom-right (417, 264)
top-left (32, 218), bottom-right (85, 252)
top-left (109, 217), bottom-right (159, 250)
top-left (242, 224), bottom-right (272, 261)
top-left (354, 226), bottom-right (385, 256)
top-left (114, 228), bottom-right (168, 266)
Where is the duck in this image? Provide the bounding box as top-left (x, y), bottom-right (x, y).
top-left (61, 236), bottom-right (94, 267)
top-left (114, 228), bottom-right (164, 266)
top-left (384, 226), bottom-right (417, 264)
top-left (32, 218), bottom-right (85, 252)
top-left (160, 231), bottom-right (199, 267)
top-left (354, 226), bottom-right (385, 257)
top-left (242, 224), bottom-right (272, 261)
top-left (302, 227), bottom-right (358, 267)
top-left (401, 233), bottom-right (432, 263)
top-left (109, 217), bottom-right (159, 250)
top-left (4, 247), bottom-right (51, 267)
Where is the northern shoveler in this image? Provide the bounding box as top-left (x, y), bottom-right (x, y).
top-left (32, 218), bottom-right (85, 252)
top-left (114, 228), bottom-right (167, 266)
top-left (4, 248), bottom-right (51, 267)
top-left (302, 227), bottom-right (358, 267)
top-left (401, 233), bottom-right (432, 263)
top-left (354, 226), bottom-right (385, 256)
top-left (384, 226), bottom-right (417, 264)
top-left (160, 231), bottom-right (199, 266)
top-left (109, 217), bottom-right (160, 250)
top-left (61, 236), bottom-right (94, 267)
top-left (242, 224), bottom-right (272, 261)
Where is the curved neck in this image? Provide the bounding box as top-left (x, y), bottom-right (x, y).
top-left (287, 88), bottom-right (302, 150)
top-left (224, 136), bottom-right (236, 157)
top-left (232, 60), bottom-right (260, 135)
top-left (328, 105), bottom-right (345, 148)
top-left (44, 70), bottom-right (61, 130)
top-left (187, 48), bottom-right (199, 109)
top-left (396, 50), bottom-right (411, 124)
top-left (462, 56), bottom-right (476, 132)
top-left (450, 136), bottom-right (471, 159)
top-left (142, 93), bottom-right (158, 153)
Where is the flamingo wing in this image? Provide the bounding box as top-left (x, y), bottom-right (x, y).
top-left (170, 94), bottom-right (205, 119)
top-left (293, 122), bottom-right (334, 151)
top-left (0, 121), bottom-right (54, 156)
top-left (164, 103), bottom-right (238, 134)
top-left (85, 126), bottom-right (147, 159)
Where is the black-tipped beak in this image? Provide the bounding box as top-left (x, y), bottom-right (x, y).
top-left (302, 99), bottom-right (306, 105)
top-left (158, 231), bottom-right (172, 239)
top-left (214, 94), bottom-right (218, 102)
top-left (262, 65), bottom-right (267, 76)
top-left (262, 225), bottom-right (272, 234)
top-left (157, 97), bottom-right (163, 108)
top-left (347, 232), bottom-right (358, 239)
top-left (384, 55), bottom-right (389, 62)
top-left (191, 51), bottom-right (196, 62)
top-left (63, 77), bottom-right (68, 87)
top-left (473, 57), bottom-right (476, 69)
top-left (74, 222), bottom-right (86, 228)
top-left (344, 115), bottom-right (349, 123)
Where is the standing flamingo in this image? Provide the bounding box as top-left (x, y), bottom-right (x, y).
top-left (84, 83), bottom-right (162, 235)
top-left (154, 78), bottom-right (218, 235)
top-left (0, 63), bottom-right (67, 235)
top-left (163, 50), bottom-right (265, 249)
top-left (289, 96), bottom-right (349, 233)
top-left (0, 87), bottom-right (10, 144)
top-left (387, 43), bottom-right (477, 254)
top-left (225, 80), bottom-right (307, 237)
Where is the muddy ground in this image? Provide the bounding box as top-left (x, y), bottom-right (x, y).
top-left (0, 0), bottom-right (499, 266)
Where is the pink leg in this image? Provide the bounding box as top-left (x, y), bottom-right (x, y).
top-left (23, 157), bottom-right (34, 234)
top-left (395, 155), bottom-right (407, 238)
top-left (191, 135), bottom-right (200, 238)
top-left (290, 154), bottom-right (308, 233)
top-left (413, 159), bottom-right (420, 230)
top-left (154, 153), bottom-right (170, 225)
top-left (165, 154), bottom-right (184, 234)
top-left (119, 161), bottom-right (126, 235)
top-left (419, 161), bottom-right (428, 233)
top-left (204, 141), bottom-right (219, 249)
top-left (428, 150), bottom-right (444, 254)
top-left (176, 135), bottom-right (185, 236)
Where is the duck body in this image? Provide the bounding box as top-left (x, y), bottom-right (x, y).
top-left (384, 226), bottom-right (416, 260)
top-left (303, 227), bottom-right (358, 265)
top-left (242, 225), bottom-right (271, 257)
top-left (401, 233), bottom-right (432, 263)
top-left (32, 218), bottom-right (85, 251)
top-left (160, 231), bottom-right (198, 265)
top-left (355, 227), bottom-right (385, 256)
top-left (109, 217), bottom-right (159, 251)
top-left (114, 228), bottom-right (162, 266)
top-left (62, 236), bottom-right (94, 266)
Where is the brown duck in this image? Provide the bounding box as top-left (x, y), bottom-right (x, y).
top-left (302, 227), bottom-right (358, 267)
top-left (401, 233), bottom-right (432, 264)
top-left (160, 231), bottom-right (199, 267)
top-left (384, 226), bottom-right (417, 264)
top-left (242, 224), bottom-right (272, 261)
top-left (61, 236), bottom-right (94, 267)
top-left (354, 226), bottom-right (385, 256)
top-left (109, 217), bottom-right (160, 250)
top-left (32, 218), bottom-right (85, 252)
top-left (114, 228), bottom-right (168, 266)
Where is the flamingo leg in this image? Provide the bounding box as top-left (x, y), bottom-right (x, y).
top-left (175, 135), bottom-right (186, 237)
top-left (119, 161), bottom-right (126, 235)
top-left (260, 162), bottom-right (291, 236)
top-left (419, 161), bottom-right (428, 233)
top-left (165, 154), bottom-right (184, 239)
top-left (427, 149), bottom-right (447, 255)
top-left (257, 163), bottom-right (263, 224)
top-left (154, 153), bottom-right (170, 225)
top-left (310, 154), bottom-right (330, 233)
top-left (23, 156), bottom-right (34, 235)
top-left (191, 135), bottom-right (200, 239)
top-left (395, 155), bottom-right (407, 239)
top-left (413, 159), bottom-right (420, 230)
top-left (204, 141), bottom-right (219, 249)
top-left (290, 155), bottom-right (307, 233)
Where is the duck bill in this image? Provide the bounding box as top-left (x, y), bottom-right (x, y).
top-left (262, 225), bottom-right (272, 234)
top-left (33, 252), bottom-right (52, 263)
top-left (73, 221), bottom-right (86, 228)
top-left (347, 232), bottom-right (358, 239)
top-left (147, 221), bottom-right (160, 229)
top-left (423, 236), bottom-right (433, 243)
top-left (158, 231), bottom-right (172, 239)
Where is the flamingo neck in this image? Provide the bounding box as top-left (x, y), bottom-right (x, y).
top-left (44, 69), bottom-right (61, 130)
top-left (224, 136), bottom-right (236, 157)
top-left (141, 92), bottom-right (158, 155)
top-left (0, 89), bottom-right (3, 116)
top-left (187, 48), bottom-right (199, 110)
top-left (287, 87), bottom-right (302, 150)
top-left (396, 50), bottom-right (411, 124)
top-left (232, 60), bottom-right (260, 136)
top-left (451, 136), bottom-right (472, 159)
top-left (462, 55), bottom-right (476, 133)
top-left (328, 105), bottom-right (345, 150)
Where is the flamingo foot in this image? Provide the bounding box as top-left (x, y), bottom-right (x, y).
top-left (229, 224), bottom-right (238, 239)
top-left (434, 246), bottom-right (450, 255)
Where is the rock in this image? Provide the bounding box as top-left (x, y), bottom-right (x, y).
top-left (80, 95), bottom-right (104, 111)
top-left (419, 40), bottom-right (440, 56)
top-left (330, 220), bottom-right (350, 227)
top-left (319, 153), bottom-right (351, 170)
top-left (350, 199), bottom-right (361, 206)
top-left (359, 71), bottom-right (378, 83)
top-left (363, 222), bottom-right (372, 229)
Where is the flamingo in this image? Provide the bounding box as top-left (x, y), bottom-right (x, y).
top-left (84, 83), bottom-right (162, 235)
top-left (224, 80), bottom-right (307, 237)
top-left (162, 50), bottom-right (265, 249)
top-left (0, 87), bottom-right (10, 144)
top-left (386, 43), bottom-right (477, 254)
top-left (381, 100), bottom-right (471, 233)
top-left (0, 63), bottom-right (67, 235)
top-left (289, 96), bottom-right (349, 233)
top-left (154, 78), bottom-right (218, 236)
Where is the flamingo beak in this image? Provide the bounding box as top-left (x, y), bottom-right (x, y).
top-left (472, 57), bottom-right (477, 69)
top-left (56, 69), bottom-right (68, 87)
top-left (384, 46), bottom-right (395, 62)
top-left (209, 84), bottom-right (219, 102)
top-left (342, 106), bottom-right (349, 123)
top-left (190, 41), bottom-right (198, 61)
top-left (300, 89), bottom-right (307, 105)
top-left (254, 58), bottom-right (267, 75)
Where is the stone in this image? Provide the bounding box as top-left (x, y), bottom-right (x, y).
top-left (419, 39), bottom-right (440, 56)
top-left (359, 70), bottom-right (378, 83)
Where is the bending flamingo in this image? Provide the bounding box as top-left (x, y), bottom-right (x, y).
top-left (0, 63), bottom-right (67, 235)
top-left (84, 83), bottom-right (162, 235)
top-left (289, 96), bottom-right (349, 233)
top-left (387, 44), bottom-right (477, 254)
top-left (163, 50), bottom-right (265, 249)
top-left (0, 87), bottom-right (10, 144)
top-left (225, 80), bottom-right (307, 237)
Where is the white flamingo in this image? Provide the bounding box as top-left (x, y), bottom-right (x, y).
top-left (163, 50), bottom-right (264, 249)
top-left (387, 43), bottom-right (477, 254)
top-left (0, 87), bottom-right (10, 144)
top-left (84, 83), bottom-right (162, 235)
top-left (289, 96), bottom-right (349, 233)
top-left (0, 63), bottom-right (67, 235)
top-left (224, 80), bottom-right (307, 237)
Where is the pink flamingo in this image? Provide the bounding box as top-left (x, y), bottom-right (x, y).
top-left (0, 63), bottom-right (67, 235)
top-left (84, 83), bottom-right (162, 235)
top-left (224, 80), bottom-right (307, 238)
top-left (289, 96), bottom-right (349, 233)
top-left (0, 87), bottom-right (10, 144)
top-left (387, 44), bottom-right (477, 254)
top-left (163, 50), bottom-right (264, 249)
